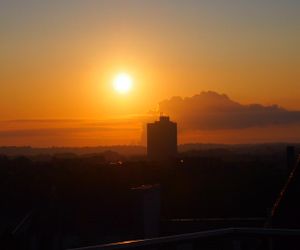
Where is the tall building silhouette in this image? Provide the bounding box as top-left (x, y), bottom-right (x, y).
top-left (147, 116), bottom-right (177, 161)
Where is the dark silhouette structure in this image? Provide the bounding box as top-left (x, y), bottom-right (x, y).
top-left (147, 116), bottom-right (177, 161)
top-left (131, 185), bottom-right (161, 238)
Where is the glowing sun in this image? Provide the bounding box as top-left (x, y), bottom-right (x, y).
top-left (113, 73), bottom-right (133, 94)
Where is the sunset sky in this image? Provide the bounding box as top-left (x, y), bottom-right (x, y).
top-left (1, 0), bottom-right (299, 146)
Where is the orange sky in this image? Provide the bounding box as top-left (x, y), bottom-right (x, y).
top-left (0, 1), bottom-right (299, 146)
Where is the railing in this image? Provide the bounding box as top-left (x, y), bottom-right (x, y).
top-left (68, 227), bottom-right (300, 250)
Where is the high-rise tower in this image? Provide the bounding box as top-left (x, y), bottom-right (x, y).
top-left (147, 116), bottom-right (177, 161)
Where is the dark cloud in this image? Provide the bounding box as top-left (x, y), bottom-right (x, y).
top-left (0, 118), bottom-right (144, 146)
top-left (0, 127), bottom-right (138, 138)
top-left (159, 91), bottom-right (300, 130)
top-left (0, 127), bottom-right (139, 138)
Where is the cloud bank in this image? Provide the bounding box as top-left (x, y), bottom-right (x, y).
top-left (159, 91), bottom-right (300, 130)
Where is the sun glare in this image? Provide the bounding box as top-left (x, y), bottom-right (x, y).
top-left (113, 73), bottom-right (133, 94)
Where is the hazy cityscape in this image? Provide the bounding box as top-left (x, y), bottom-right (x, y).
top-left (1, 116), bottom-right (300, 249)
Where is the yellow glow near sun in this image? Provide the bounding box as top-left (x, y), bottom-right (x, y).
top-left (113, 73), bottom-right (133, 94)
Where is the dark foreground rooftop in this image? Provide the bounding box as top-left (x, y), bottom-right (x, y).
top-left (69, 227), bottom-right (300, 250)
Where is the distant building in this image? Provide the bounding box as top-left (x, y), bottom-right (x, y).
top-left (147, 116), bottom-right (177, 161)
top-left (131, 185), bottom-right (161, 238)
